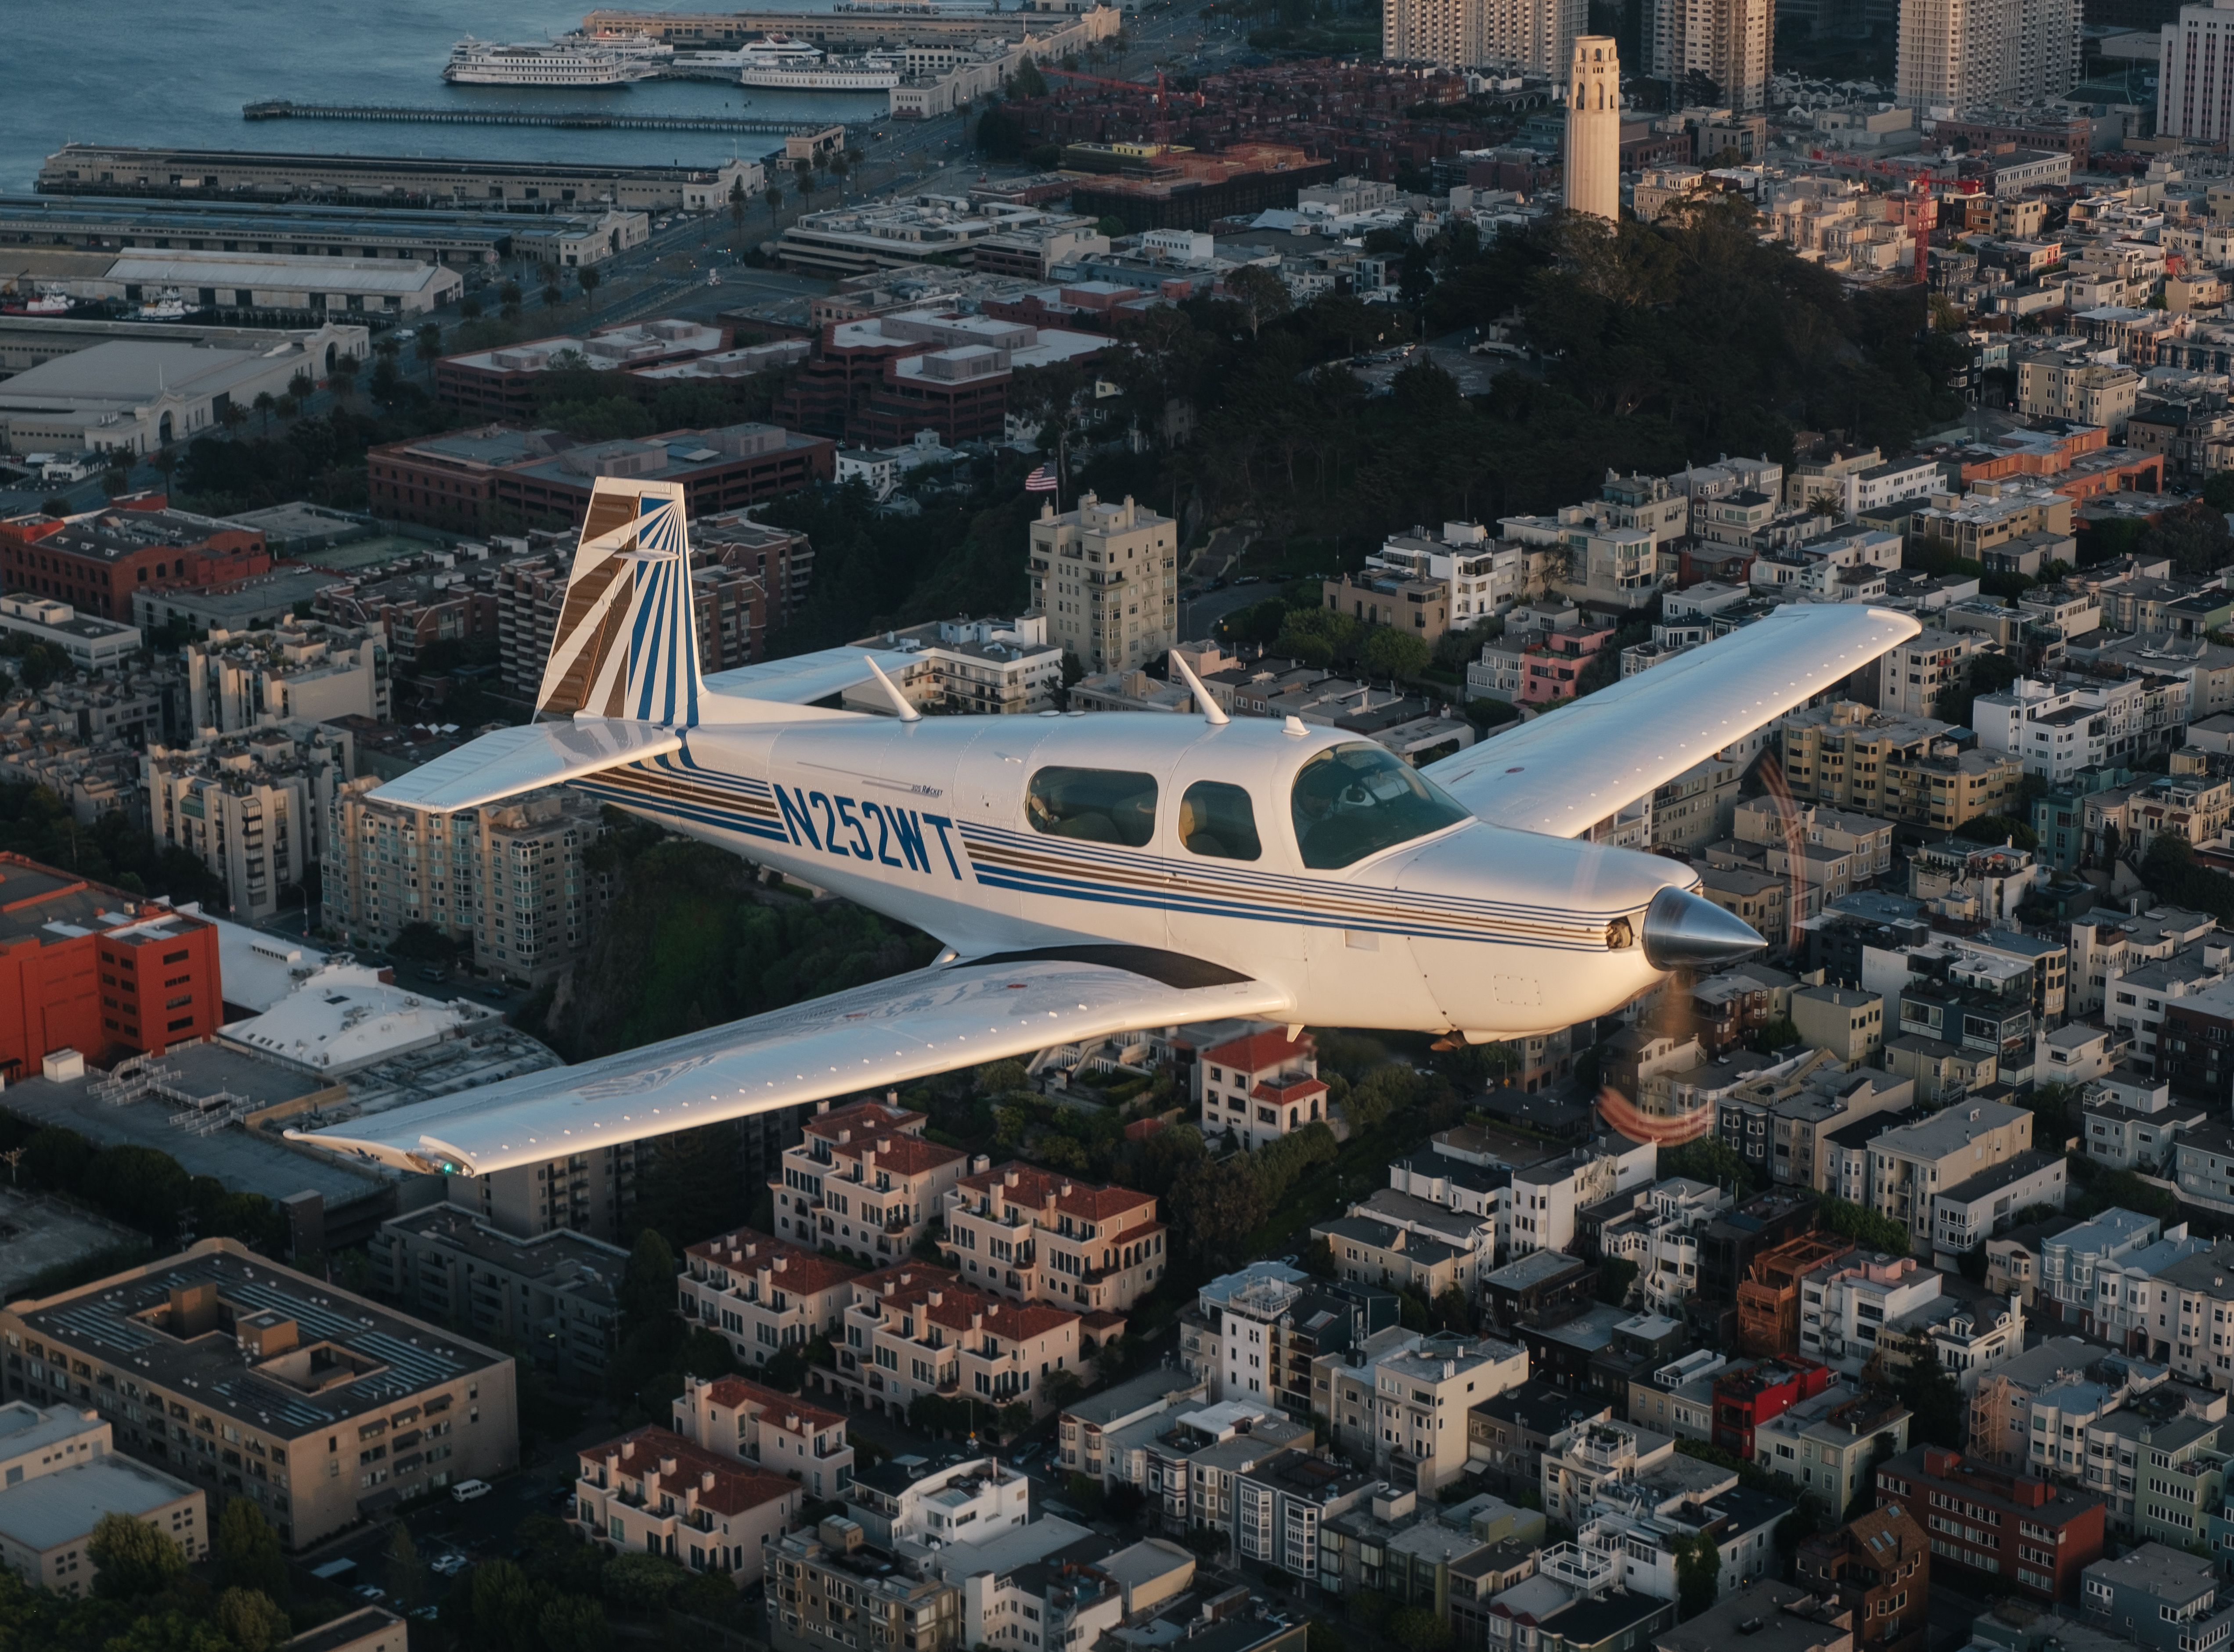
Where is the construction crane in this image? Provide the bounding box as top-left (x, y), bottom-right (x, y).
top-left (1039, 64), bottom-right (1203, 108)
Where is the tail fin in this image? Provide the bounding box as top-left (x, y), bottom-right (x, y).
top-left (536, 478), bottom-right (702, 727)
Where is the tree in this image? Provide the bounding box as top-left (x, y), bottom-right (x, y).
top-left (1676, 1532), bottom-right (1722, 1619)
top-left (215, 1498), bottom-right (288, 1599)
top-left (621, 1228), bottom-right (678, 1329)
top-left (1895, 1337), bottom-right (1966, 1448)
top-left (288, 370), bottom-right (313, 402)
top-left (1660, 1134), bottom-right (1757, 1193)
top-left (499, 279), bottom-right (523, 318)
top-left (1167, 1158), bottom-right (1265, 1262)
top-left (385, 1520), bottom-right (429, 1611)
top-left (214, 1588), bottom-right (292, 1652)
top-left (578, 265), bottom-right (602, 301)
top-left (540, 1594), bottom-right (612, 1652)
top-left (2140, 498), bottom-right (2233, 576)
top-left (328, 353), bottom-right (360, 408)
top-left (1221, 266), bottom-right (1292, 341)
top-left (89, 1511), bottom-right (186, 1597)
top-left (416, 322), bottom-right (443, 367)
top-left (252, 390), bottom-right (277, 433)
top-left (1432, 1284), bottom-right (1471, 1332)
top-left (1362, 627), bottom-right (1431, 682)
top-left (728, 177), bottom-right (749, 250)
top-left (1816, 1193), bottom-right (1912, 1257)
top-left (470, 1558), bottom-right (540, 1651)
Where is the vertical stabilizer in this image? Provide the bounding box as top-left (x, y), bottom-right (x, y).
top-left (536, 477), bottom-right (702, 727)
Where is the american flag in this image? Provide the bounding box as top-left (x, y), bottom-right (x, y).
top-left (1024, 464), bottom-right (1058, 493)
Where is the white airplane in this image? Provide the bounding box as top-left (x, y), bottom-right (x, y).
top-left (295, 479), bottom-right (1920, 1178)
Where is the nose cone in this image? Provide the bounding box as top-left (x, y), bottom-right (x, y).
top-left (1642, 884), bottom-right (1765, 971)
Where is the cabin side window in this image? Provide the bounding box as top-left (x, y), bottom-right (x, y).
top-left (1026, 767), bottom-right (1158, 847)
top-left (1178, 781), bottom-right (1261, 861)
top-left (1290, 742), bottom-right (1469, 869)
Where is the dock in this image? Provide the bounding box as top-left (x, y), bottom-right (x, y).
top-left (241, 100), bottom-right (813, 135)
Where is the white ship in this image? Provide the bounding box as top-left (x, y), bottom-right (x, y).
top-left (443, 37), bottom-right (661, 86)
top-left (736, 37), bottom-right (903, 90)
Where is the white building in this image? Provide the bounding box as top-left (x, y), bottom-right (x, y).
top-left (1510, 1134), bottom-right (1659, 1259)
top-left (2162, 0), bottom-right (2234, 143)
top-left (1895, 0), bottom-right (2080, 112)
top-left (0, 596), bottom-right (140, 673)
top-left (145, 723), bottom-right (345, 924)
top-left (1974, 672), bottom-right (2191, 783)
top-left (187, 623), bottom-right (388, 736)
top-left (834, 428), bottom-right (959, 501)
top-left (1541, 1418), bottom-right (1675, 1523)
top-left (845, 1454), bottom-right (1029, 1550)
top-left (1383, 0), bottom-right (1587, 76)
top-left (0, 1401), bottom-right (203, 1598)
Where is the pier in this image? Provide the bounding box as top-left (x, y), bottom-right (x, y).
top-left (241, 100), bottom-right (811, 135)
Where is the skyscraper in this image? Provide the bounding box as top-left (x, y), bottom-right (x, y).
top-left (1645, 0), bottom-right (1772, 110)
top-left (1895, 0), bottom-right (2079, 110)
top-left (1563, 36), bottom-right (1622, 222)
top-left (1382, 0), bottom-right (1587, 75)
top-left (2161, 0), bottom-right (2234, 142)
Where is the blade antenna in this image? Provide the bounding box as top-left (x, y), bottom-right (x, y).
top-left (1168, 651), bottom-right (1229, 726)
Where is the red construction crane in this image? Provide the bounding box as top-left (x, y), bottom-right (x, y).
top-left (1039, 65), bottom-right (1203, 108)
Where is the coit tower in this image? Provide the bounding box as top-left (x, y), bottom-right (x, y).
top-left (1562, 35), bottom-right (1621, 223)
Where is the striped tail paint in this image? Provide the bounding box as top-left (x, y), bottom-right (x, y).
top-left (534, 478), bottom-right (703, 728)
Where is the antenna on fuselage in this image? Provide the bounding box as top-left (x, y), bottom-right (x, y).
top-left (863, 655), bottom-right (921, 723)
top-left (1167, 651), bottom-right (1228, 727)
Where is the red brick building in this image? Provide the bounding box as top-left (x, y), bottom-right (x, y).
top-left (1797, 1505), bottom-right (1930, 1652)
top-left (1873, 1446), bottom-right (2105, 1602)
top-left (366, 422), bottom-right (834, 533)
top-left (1711, 1360), bottom-right (1834, 1457)
top-left (0, 855), bottom-right (223, 1078)
top-left (0, 497), bottom-right (269, 622)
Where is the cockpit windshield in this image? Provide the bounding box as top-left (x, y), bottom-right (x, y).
top-left (1289, 742), bottom-right (1471, 869)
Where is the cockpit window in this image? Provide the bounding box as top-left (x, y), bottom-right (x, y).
top-left (1290, 742), bottom-right (1470, 869)
top-left (1026, 767), bottom-right (1157, 847)
top-left (1178, 781), bottom-right (1261, 861)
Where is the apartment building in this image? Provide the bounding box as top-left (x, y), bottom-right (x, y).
top-left (1057, 1368), bottom-right (1207, 1483)
top-left (1866, 1101), bottom-right (2034, 1251)
top-left (370, 1204), bottom-right (622, 1388)
top-left (678, 1229), bottom-right (860, 1373)
top-left (2081, 1546), bottom-right (2234, 1652)
top-left (145, 724), bottom-right (344, 924)
top-left (1199, 1027), bottom-right (1329, 1153)
top-left (826, 1263), bottom-right (1081, 1421)
top-left (943, 1159), bottom-right (1165, 1323)
top-left (185, 623), bottom-right (387, 738)
top-left (2085, 1229), bottom-right (2212, 1354)
top-left (1316, 1214), bottom-right (1473, 1303)
top-left (574, 1425), bottom-right (799, 1586)
top-left (1975, 672), bottom-right (2192, 784)
top-left (2070, 907), bottom-right (2217, 1016)
top-left (1778, 702), bottom-right (1953, 817)
top-left (767, 1519), bottom-right (963, 1652)
top-left (670, 1373), bottom-right (854, 1501)
top-left (2036, 1209), bottom-right (2170, 1327)
top-left (1541, 1418), bottom-right (1676, 1524)
top-left (0, 1402), bottom-right (202, 1598)
top-left (1317, 1332), bottom-right (1529, 1494)
top-left (1026, 491), bottom-right (1178, 674)
top-left (1237, 1451), bottom-right (1381, 1580)
top-left (322, 775), bottom-right (611, 988)
top-left (771, 1099), bottom-right (969, 1267)
top-left (846, 1453), bottom-right (1030, 1549)
top-left (1795, 1506), bottom-right (1929, 1652)
top-left (1797, 1254), bottom-right (1946, 1377)
top-left (1752, 1386), bottom-right (1912, 1516)
top-left (1872, 1446), bottom-right (2104, 1602)
top-left (2017, 358), bottom-right (2141, 435)
top-left (0, 1238), bottom-right (516, 1549)
top-left (1511, 1135), bottom-right (1659, 1260)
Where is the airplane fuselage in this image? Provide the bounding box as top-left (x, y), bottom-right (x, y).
top-left (566, 705), bottom-right (1701, 1038)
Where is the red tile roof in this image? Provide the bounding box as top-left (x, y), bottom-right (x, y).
top-left (702, 1375), bottom-right (848, 1436)
top-left (1205, 1029), bottom-right (1313, 1074)
top-left (955, 1161), bottom-right (1156, 1224)
top-left (853, 1263), bottom-right (966, 1308)
top-left (1252, 1077), bottom-right (1329, 1104)
top-left (686, 1228), bottom-right (861, 1296)
top-left (804, 1100), bottom-right (927, 1142)
top-left (584, 1425), bottom-right (800, 1517)
top-left (829, 1132), bottom-right (966, 1178)
top-left (921, 1289), bottom-right (1078, 1344)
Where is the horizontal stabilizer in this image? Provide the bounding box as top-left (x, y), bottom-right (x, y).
top-left (369, 719), bottom-right (682, 813)
top-left (701, 645), bottom-right (922, 710)
top-left (1426, 604), bottom-right (1920, 839)
top-left (289, 953), bottom-right (1289, 1176)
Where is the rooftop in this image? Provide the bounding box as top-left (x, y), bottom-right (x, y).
top-left (0, 1453), bottom-right (198, 1552)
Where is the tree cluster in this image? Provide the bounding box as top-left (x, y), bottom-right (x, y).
top-left (0, 781), bottom-right (221, 910)
top-left (0, 1116), bottom-right (286, 1252)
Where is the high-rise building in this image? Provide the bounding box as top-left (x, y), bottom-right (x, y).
top-left (1026, 491), bottom-right (1178, 674)
top-left (1383, 0), bottom-right (1586, 74)
top-left (144, 723), bottom-right (345, 924)
top-left (2162, 0), bottom-right (2234, 141)
top-left (1895, 0), bottom-right (2079, 110)
top-left (1563, 36), bottom-right (1623, 222)
top-left (1647, 0), bottom-right (1773, 107)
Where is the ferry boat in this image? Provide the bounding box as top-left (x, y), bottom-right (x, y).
top-left (443, 37), bottom-right (662, 86)
top-left (736, 39), bottom-right (904, 90)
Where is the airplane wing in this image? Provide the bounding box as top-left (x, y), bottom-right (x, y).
top-left (1424, 603), bottom-right (1920, 838)
top-left (702, 645), bottom-right (919, 705)
top-left (288, 949), bottom-right (1289, 1177)
top-left (370, 719), bottom-right (682, 812)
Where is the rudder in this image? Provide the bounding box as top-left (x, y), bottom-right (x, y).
top-left (536, 477), bottom-right (702, 727)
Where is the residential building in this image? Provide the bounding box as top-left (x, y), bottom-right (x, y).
top-left (845, 1452), bottom-right (1030, 1549)
top-left (0, 596), bottom-right (140, 674)
top-left (369, 1205), bottom-right (622, 1389)
top-left (2018, 358), bottom-right (2141, 435)
top-left (1975, 673), bottom-right (2193, 784)
top-left (1470, 1378), bottom-right (1611, 1493)
top-left (2080, 1081), bottom-right (2203, 1175)
top-left (825, 1263), bottom-right (1082, 1421)
top-left (0, 499), bottom-right (270, 623)
top-left (0, 1237), bottom-right (518, 1549)
top-left (858, 614), bottom-right (1063, 716)
top-left (2071, 907), bottom-right (2217, 1017)
top-left (1863, 1101), bottom-right (2033, 1251)
top-left (1058, 1368), bottom-right (1207, 1484)
top-left (322, 776), bottom-right (611, 989)
top-left (573, 1425), bottom-right (799, 1587)
top-left (1650, 1582), bottom-right (1846, 1652)
top-left (1542, 1419), bottom-right (1676, 1524)
top-left (677, 1230), bottom-right (860, 1375)
top-left (1322, 1332), bottom-right (1529, 1494)
top-left (1026, 491), bottom-right (1179, 674)
top-left (1317, 1215), bottom-right (1474, 1303)
top-left (942, 1159), bottom-right (1165, 1324)
top-left (0, 1401), bottom-right (203, 1598)
top-left (670, 1373), bottom-right (854, 1501)
top-left (1198, 1027), bottom-right (1329, 1153)
top-left (1236, 1450), bottom-right (1382, 1579)
top-left (1203, 1270), bottom-right (1394, 1418)
top-left (146, 723), bottom-right (346, 924)
top-left (1383, 0), bottom-right (1586, 75)
top-left (1794, 1506), bottom-right (1928, 1652)
top-left (185, 624), bottom-right (387, 736)
top-left (1872, 1445), bottom-right (2104, 1601)
top-left (1755, 1388), bottom-right (1913, 1519)
top-left (766, 1519), bottom-right (963, 1652)
top-left (2037, 1209), bottom-right (2169, 1328)
top-left (2162, 0), bottom-right (2234, 144)
top-left (1932, 1151), bottom-right (2066, 1266)
top-left (2080, 1544), bottom-right (2234, 1652)
top-left (1644, 0), bottom-right (1771, 108)
top-left (771, 1099), bottom-right (969, 1267)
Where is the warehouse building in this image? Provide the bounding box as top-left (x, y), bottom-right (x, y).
top-left (38, 146), bottom-right (761, 215)
top-left (55, 249), bottom-right (464, 316)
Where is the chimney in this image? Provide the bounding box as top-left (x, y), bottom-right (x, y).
top-left (972, 1311), bottom-right (984, 1329)
top-left (973, 1154), bottom-right (991, 1174)
top-left (928, 1290), bottom-right (944, 1307)
top-left (878, 1136), bottom-right (893, 1155)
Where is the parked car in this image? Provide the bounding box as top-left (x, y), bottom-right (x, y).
top-left (451, 1479), bottom-right (493, 1503)
top-left (353, 1586), bottom-right (386, 1602)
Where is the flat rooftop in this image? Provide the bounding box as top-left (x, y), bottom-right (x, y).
top-left (0, 1453), bottom-right (195, 1551)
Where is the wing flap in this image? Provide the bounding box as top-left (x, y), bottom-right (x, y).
top-left (288, 956), bottom-right (1290, 1176)
top-left (368, 719), bottom-right (682, 813)
top-left (1426, 604), bottom-right (1920, 838)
